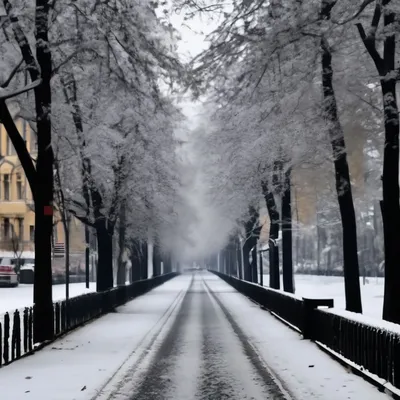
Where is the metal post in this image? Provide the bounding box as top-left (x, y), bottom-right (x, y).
top-left (85, 226), bottom-right (90, 289)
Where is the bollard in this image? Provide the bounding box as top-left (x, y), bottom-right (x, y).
top-left (302, 298), bottom-right (334, 340)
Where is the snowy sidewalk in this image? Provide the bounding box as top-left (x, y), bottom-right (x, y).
top-left (0, 282), bottom-right (96, 314)
top-left (204, 273), bottom-right (391, 400)
top-left (0, 275), bottom-right (191, 400)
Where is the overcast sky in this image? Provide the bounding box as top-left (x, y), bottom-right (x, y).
top-left (166, 7), bottom-right (233, 262)
top-left (169, 7), bottom-right (217, 60)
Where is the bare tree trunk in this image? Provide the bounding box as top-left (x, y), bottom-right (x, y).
top-left (153, 242), bottom-right (161, 277)
top-left (315, 192), bottom-right (321, 274)
top-left (1, 0), bottom-right (55, 340)
top-left (129, 240), bottom-right (140, 282)
top-left (320, 0), bottom-right (362, 313)
top-left (357, 0), bottom-right (400, 322)
top-left (293, 185), bottom-right (300, 269)
top-left (95, 219), bottom-right (114, 291)
top-left (242, 240), bottom-right (253, 281)
top-left (0, 104), bottom-right (36, 194)
top-left (64, 217), bottom-right (70, 327)
top-left (33, 0), bottom-right (54, 341)
top-left (282, 168), bottom-right (294, 293)
top-left (252, 242), bottom-right (258, 283)
top-left (242, 207), bottom-right (260, 281)
top-left (262, 182), bottom-right (280, 289)
top-left (141, 241), bottom-right (148, 279)
top-left (117, 203), bottom-right (126, 286)
top-left (237, 236), bottom-right (243, 279)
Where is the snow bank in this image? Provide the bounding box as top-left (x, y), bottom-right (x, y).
top-left (322, 308), bottom-right (400, 336)
top-left (264, 274), bottom-right (384, 319)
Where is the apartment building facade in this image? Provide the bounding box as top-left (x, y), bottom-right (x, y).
top-left (0, 112), bottom-right (86, 256)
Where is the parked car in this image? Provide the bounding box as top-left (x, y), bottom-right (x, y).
top-left (0, 257), bottom-right (19, 287)
top-left (20, 262), bottom-right (34, 284)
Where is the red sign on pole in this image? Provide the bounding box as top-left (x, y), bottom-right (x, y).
top-left (44, 205), bottom-right (53, 216)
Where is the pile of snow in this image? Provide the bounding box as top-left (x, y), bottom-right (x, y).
top-left (263, 274), bottom-right (384, 319)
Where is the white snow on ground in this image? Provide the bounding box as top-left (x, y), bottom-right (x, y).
top-left (206, 274), bottom-right (391, 400)
top-left (263, 274), bottom-right (384, 319)
top-left (0, 272), bottom-right (392, 400)
top-left (0, 282), bottom-right (96, 314)
top-left (0, 276), bottom-right (191, 400)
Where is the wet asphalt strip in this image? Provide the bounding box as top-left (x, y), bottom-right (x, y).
top-left (129, 274), bottom-right (198, 400)
top-left (129, 273), bottom-right (288, 400)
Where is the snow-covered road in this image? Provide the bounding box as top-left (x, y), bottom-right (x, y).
top-left (125, 274), bottom-right (286, 400)
top-left (0, 272), bottom-right (391, 400)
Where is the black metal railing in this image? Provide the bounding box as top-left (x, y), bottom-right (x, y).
top-left (0, 272), bottom-right (178, 368)
top-left (212, 270), bottom-right (304, 330)
top-left (210, 269), bottom-right (400, 391)
top-left (313, 309), bottom-right (400, 388)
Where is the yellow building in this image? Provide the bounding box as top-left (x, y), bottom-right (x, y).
top-left (0, 114), bottom-right (86, 256)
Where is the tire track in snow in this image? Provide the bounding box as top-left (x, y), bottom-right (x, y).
top-left (201, 274), bottom-right (293, 400)
top-left (127, 273), bottom-right (201, 400)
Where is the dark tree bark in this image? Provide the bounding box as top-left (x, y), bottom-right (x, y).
top-left (231, 239), bottom-right (238, 276)
top-left (129, 240), bottom-right (141, 282)
top-left (321, 0), bottom-right (362, 313)
top-left (0, 104), bottom-right (36, 196)
top-left (95, 219), bottom-right (114, 291)
top-left (242, 207), bottom-right (261, 282)
top-left (242, 241), bottom-right (252, 281)
top-left (357, 0), bottom-right (400, 323)
top-left (262, 182), bottom-right (280, 289)
top-left (153, 243), bottom-right (161, 277)
top-left (142, 242), bottom-right (148, 279)
top-left (2, 0), bottom-right (55, 341)
top-left (316, 224), bottom-right (321, 274)
top-left (117, 203), bottom-right (126, 286)
top-left (32, 0), bottom-right (54, 342)
top-left (281, 168), bottom-right (294, 293)
top-left (251, 242), bottom-right (258, 283)
top-left (237, 237), bottom-right (243, 279)
top-left (163, 253), bottom-right (172, 274)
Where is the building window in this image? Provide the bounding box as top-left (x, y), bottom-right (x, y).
top-left (6, 136), bottom-right (15, 156)
top-left (18, 218), bottom-right (24, 240)
top-left (29, 225), bottom-right (34, 242)
top-left (4, 174), bottom-right (10, 200)
top-left (16, 173), bottom-right (22, 200)
top-left (4, 218), bottom-right (10, 240)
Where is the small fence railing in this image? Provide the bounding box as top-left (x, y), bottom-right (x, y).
top-left (212, 270), bottom-right (304, 331)
top-left (0, 272), bottom-right (178, 368)
top-left (210, 269), bottom-right (400, 391)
